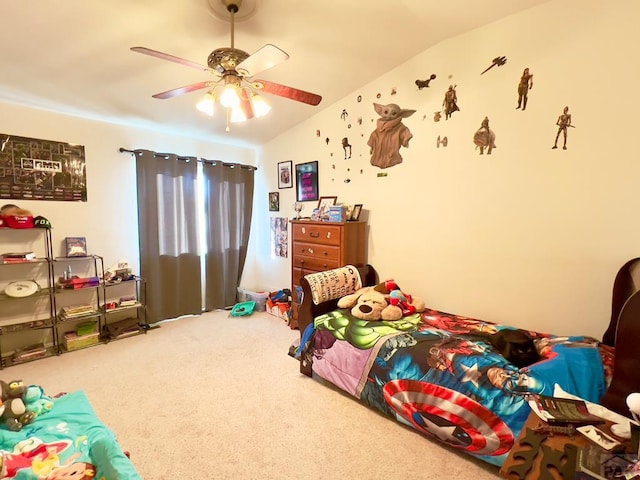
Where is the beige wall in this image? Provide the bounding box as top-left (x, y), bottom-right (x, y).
top-left (246, 0), bottom-right (640, 339)
top-left (0, 102), bottom-right (256, 274)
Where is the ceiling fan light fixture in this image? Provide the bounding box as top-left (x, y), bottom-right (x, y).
top-left (220, 83), bottom-right (241, 108)
top-left (250, 93), bottom-right (270, 118)
top-left (196, 91), bottom-right (216, 116)
top-left (230, 105), bottom-right (248, 123)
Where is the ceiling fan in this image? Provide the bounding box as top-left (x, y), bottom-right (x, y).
top-left (131, 0), bottom-right (322, 129)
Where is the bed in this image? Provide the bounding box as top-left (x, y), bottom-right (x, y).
top-left (295, 260), bottom-right (640, 468)
top-left (0, 389), bottom-right (141, 479)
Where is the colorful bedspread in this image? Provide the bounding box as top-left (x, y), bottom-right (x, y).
top-left (0, 390), bottom-right (141, 479)
top-left (307, 308), bottom-right (610, 467)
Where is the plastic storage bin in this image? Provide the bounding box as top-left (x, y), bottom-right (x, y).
top-left (237, 287), bottom-right (268, 311)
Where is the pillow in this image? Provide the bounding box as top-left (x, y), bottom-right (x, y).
top-left (304, 265), bottom-right (362, 305)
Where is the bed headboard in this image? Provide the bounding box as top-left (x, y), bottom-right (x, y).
top-left (600, 257), bottom-right (640, 415)
top-left (297, 264), bottom-right (378, 376)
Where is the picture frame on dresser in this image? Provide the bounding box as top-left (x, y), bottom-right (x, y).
top-left (295, 161), bottom-right (319, 202)
top-left (277, 161), bottom-right (293, 189)
top-left (349, 204), bottom-right (363, 221)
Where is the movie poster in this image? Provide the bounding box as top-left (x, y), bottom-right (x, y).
top-left (0, 133), bottom-right (87, 202)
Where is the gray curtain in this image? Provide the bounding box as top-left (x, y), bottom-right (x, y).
top-left (202, 160), bottom-right (254, 310)
top-left (136, 150), bottom-right (202, 322)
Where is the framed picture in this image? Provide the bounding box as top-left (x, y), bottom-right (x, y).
top-left (317, 196), bottom-right (337, 221)
top-left (295, 161), bottom-right (319, 202)
top-left (349, 204), bottom-right (363, 221)
top-left (277, 161), bottom-right (293, 189)
top-left (269, 192), bottom-right (280, 212)
top-left (317, 196), bottom-right (337, 211)
top-left (65, 236), bottom-right (87, 257)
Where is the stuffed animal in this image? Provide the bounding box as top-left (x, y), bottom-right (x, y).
top-left (337, 285), bottom-right (403, 321)
top-left (384, 280), bottom-right (426, 316)
top-left (23, 385), bottom-right (53, 418)
top-left (0, 380), bottom-right (35, 431)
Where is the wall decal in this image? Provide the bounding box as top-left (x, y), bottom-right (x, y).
top-left (517, 68), bottom-right (534, 110)
top-left (316, 129), bottom-right (320, 137)
top-left (442, 85), bottom-right (459, 120)
top-left (342, 137), bottom-right (352, 159)
top-left (357, 95), bottom-right (362, 103)
top-left (437, 136), bottom-right (448, 148)
top-left (473, 117), bottom-right (496, 155)
top-left (368, 103), bottom-right (416, 169)
top-left (341, 109), bottom-right (348, 120)
top-left (391, 87), bottom-right (397, 95)
top-left (481, 56), bottom-right (507, 74)
top-left (376, 93), bottom-right (381, 99)
top-left (0, 133), bottom-right (87, 202)
top-left (357, 117), bottom-right (362, 125)
top-left (552, 106), bottom-right (573, 150)
top-left (325, 137), bottom-right (330, 145)
top-left (433, 111), bottom-right (442, 122)
top-left (415, 74), bottom-right (437, 89)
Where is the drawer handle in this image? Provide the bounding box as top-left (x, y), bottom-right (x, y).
top-left (309, 232), bottom-right (320, 238)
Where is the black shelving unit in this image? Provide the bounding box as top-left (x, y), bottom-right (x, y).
top-left (0, 227), bottom-right (56, 367)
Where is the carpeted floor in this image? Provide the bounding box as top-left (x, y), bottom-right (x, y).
top-left (6, 310), bottom-right (501, 479)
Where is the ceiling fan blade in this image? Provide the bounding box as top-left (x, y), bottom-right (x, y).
top-left (239, 88), bottom-right (255, 120)
top-left (152, 81), bottom-right (215, 99)
top-left (131, 47), bottom-right (210, 72)
top-left (237, 44), bottom-right (289, 77)
top-left (252, 79), bottom-right (322, 106)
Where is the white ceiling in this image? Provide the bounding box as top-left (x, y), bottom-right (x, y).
top-left (0, 0), bottom-right (550, 148)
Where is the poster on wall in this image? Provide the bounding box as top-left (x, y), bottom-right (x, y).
top-left (295, 161), bottom-right (319, 202)
top-left (0, 133), bottom-right (87, 202)
top-left (270, 217), bottom-right (288, 258)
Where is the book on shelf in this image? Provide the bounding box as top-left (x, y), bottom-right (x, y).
top-left (529, 394), bottom-right (605, 426)
top-left (1, 251), bottom-right (36, 262)
top-left (60, 304), bottom-right (98, 319)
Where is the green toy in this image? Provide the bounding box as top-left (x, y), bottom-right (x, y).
top-left (23, 384), bottom-right (54, 417)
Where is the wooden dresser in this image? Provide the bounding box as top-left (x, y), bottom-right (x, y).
top-left (290, 220), bottom-right (367, 329)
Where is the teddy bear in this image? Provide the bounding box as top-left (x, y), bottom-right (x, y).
top-left (337, 285), bottom-right (404, 321)
top-left (23, 385), bottom-right (53, 418)
top-left (0, 380), bottom-right (36, 431)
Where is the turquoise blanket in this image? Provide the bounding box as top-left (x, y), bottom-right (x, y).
top-left (0, 390), bottom-right (141, 479)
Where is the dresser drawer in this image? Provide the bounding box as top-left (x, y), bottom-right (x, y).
top-left (292, 256), bottom-right (340, 273)
top-left (291, 223), bottom-right (342, 246)
top-left (293, 241), bottom-right (341, 262)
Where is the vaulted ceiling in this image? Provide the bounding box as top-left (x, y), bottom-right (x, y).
top-left (0, 0), bottom-right (550, 147)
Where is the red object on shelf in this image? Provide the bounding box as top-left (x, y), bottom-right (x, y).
top-left (60, 276), bottom-right (100, 289)
top-left (1, 215), bottom-right (34, 229)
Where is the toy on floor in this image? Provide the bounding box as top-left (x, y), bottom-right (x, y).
top-left (23, 384), bottom-right (54, 417)
top-left (0, 380), bottom-right (35, 431)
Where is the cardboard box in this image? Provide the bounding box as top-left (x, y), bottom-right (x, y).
top-left (328, 206), bottom-right (346, 222)
top-left (63, 331), bottom-right (100, 351)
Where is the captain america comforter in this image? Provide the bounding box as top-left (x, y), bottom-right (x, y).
top-left (304, 307), bottom-right (611, 467)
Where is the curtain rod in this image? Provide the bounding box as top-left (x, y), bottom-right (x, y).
top-left (118, 147), bottom-right (257, 171)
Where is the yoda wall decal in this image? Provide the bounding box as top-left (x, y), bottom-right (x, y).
top-left (368, 103), bottom-right (416, 169)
